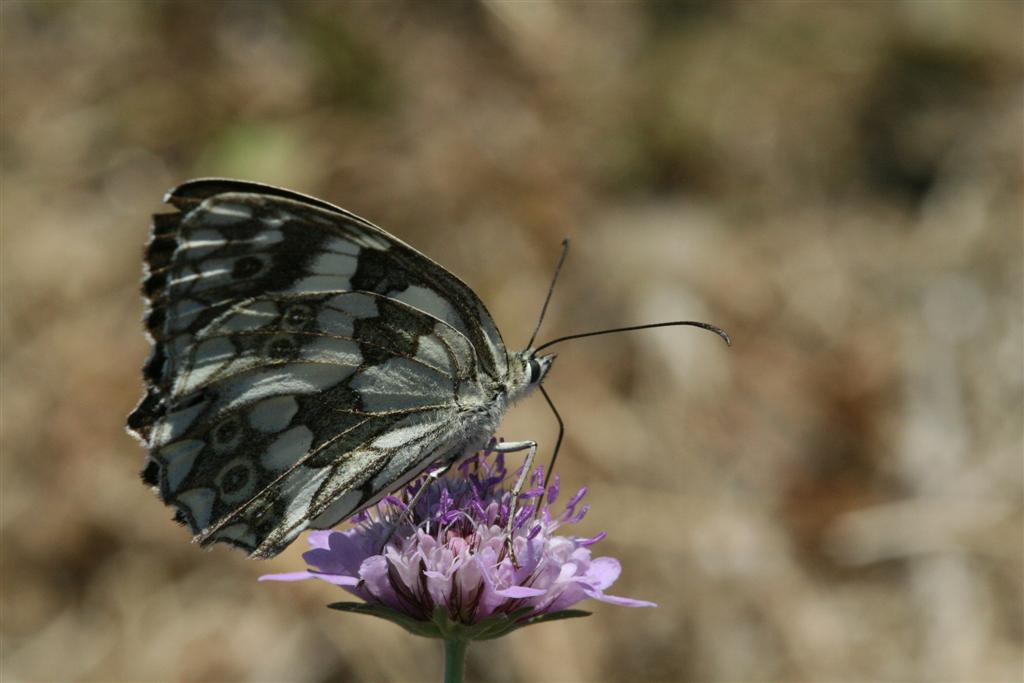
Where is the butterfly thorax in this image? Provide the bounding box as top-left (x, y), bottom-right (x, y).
top-left (448, 349), bottom-right (553, 461)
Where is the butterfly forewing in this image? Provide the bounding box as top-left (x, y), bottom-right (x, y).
top-left (129, 180), bottom-right (511, 557)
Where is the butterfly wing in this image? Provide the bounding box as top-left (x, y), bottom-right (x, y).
top-left (148, 179), bottom-right (509, 379)
top-left (128, 180), bottom-right (508, 557)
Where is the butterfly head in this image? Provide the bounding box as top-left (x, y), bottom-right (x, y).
top-left (508, 349), bottom-right (556, 402)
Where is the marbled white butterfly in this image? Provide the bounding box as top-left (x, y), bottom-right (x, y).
top-left (128, 179), bottom-right (729, 558)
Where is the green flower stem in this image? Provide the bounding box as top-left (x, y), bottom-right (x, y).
top-left (442, 637), bottom-right (468, 683)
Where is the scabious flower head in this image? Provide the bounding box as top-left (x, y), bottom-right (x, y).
top-left (261, 442), bottom-right (654, 640)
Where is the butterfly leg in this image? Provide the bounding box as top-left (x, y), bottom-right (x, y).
top-left (492, 440), bottom-right (539, 567)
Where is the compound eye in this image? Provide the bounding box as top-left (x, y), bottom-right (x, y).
top-left (528, 358), bottom-right (542, 384)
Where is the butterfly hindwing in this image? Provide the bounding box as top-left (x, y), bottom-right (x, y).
top-left (130, 180), bottom-right (507, 557)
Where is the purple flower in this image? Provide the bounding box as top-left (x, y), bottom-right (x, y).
top-left (261, 443), bottom-right (654, 640)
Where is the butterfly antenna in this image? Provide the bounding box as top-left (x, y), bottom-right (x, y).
top-left (527, 238), bottom-right (571, 349)
top-left (539, 384), bottom-right (564, 492)
top-left (536, 320), bottom-right (732, 353)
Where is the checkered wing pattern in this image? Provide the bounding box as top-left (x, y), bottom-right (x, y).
top-left (128, 180), bottom-right (511, 557)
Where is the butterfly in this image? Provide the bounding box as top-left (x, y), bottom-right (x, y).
top-left (128, 179), bottom-right (729, 558)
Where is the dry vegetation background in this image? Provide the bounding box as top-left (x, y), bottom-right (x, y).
top-left (2, 2), bottom-right (1022, 682)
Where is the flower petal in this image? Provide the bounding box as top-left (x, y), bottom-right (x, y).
top-left (300, 530), bottom-right (371, 577)
top-left (583, 587), bottom-right (657, 608)
top-left (494, 585), bottom-right (547, 599)
top-left (359, 555), bottom-right (405, 612)
top-left (308, 571), bottom-right (360, 587)
top-left (258, 571), bottom-right (317, 582)
top-left (542, 583), bottom-right (589, 613)
top-left (587, 556), bottom-right (622, 591)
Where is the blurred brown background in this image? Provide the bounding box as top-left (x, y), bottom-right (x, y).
top-left (2, 2), bottom-right (1021, 682)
